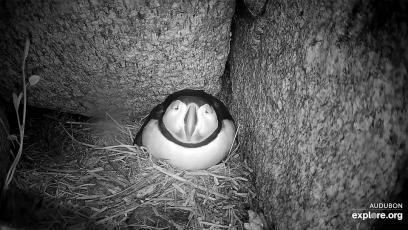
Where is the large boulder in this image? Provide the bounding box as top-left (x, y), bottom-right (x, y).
top-left (230, 0), bottom-right (408, 229)
top-left (0, 0), bottom-right (235, 117)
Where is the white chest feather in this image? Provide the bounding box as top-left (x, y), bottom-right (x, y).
top-left (142, 119), bottom-right (235, 170)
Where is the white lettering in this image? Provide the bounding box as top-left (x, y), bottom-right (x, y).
top-left (369, 203), bottom-right (403, 209)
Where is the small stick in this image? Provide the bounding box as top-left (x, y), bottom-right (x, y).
top-left (200, 221), bottom-right (230, 229)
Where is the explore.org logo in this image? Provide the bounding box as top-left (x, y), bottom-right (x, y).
top-left (351, 203), bottom-right (403, 221)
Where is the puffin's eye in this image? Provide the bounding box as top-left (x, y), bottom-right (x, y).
top-left (204, 105), bottom-right (214, 114)
top-left (171, 101), bottom-right (182, 111)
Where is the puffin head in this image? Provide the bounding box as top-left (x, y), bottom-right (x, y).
top-left (162, 97), bottom-right (218, 144)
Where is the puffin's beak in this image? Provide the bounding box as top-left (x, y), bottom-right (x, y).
top-left (184, 104), bottom-right (197, 141)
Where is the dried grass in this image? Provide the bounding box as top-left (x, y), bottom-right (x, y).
top-left (12, 112), bottom-right (253, 229)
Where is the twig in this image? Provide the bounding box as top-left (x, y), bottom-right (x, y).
top-left (200, 221), bottom-right (230, 229)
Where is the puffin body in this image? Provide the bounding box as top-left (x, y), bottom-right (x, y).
top-left (134, 89), bottom-right (235, 170)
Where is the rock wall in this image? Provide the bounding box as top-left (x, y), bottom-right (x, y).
top-left (0, 0), bottom-right (235, 118)
top-left (230, 0), bottom-right (408, 229)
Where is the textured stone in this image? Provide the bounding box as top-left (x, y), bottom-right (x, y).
top-left (230, 0), bottom-right (408, 229)
top-left (243, 0), bottom-right (268, 17)
top-left (0, 0), bottom-right (235, 118)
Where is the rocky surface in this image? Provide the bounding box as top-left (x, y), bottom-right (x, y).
top-left (0, 0), bottom-right (235, 118)
top-left (230, 0), bottom-right (408, 229)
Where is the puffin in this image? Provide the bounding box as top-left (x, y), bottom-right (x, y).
top-left (134, 89), bottom-right (236, 170)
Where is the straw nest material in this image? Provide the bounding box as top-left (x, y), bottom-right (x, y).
top-left (10, 111), bottom-right (253, 229)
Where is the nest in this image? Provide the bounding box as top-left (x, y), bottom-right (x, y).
top-left (7, 111), bottom-right (253, 229)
